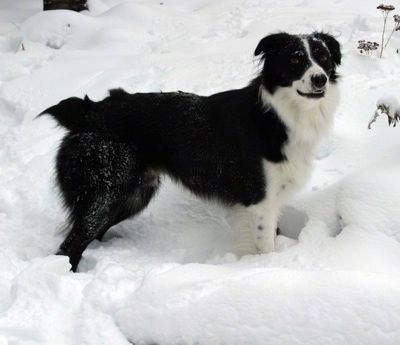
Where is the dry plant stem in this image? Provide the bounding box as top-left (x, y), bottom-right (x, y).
top-left (384, 28), bottom-right (394, 47)
top-left (368, 111), bottom-right (380, 129)
top-left (380, 12), bottom-right (389, 57)
top-left (385, 23), bottom-right (400, 48)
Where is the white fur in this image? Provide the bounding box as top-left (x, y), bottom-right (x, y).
top-left (231, 38), bottom-right (339, 256)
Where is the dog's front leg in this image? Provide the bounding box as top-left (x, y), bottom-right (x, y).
top-left (227, 199), bottom-right (279, 256)
top-left (226, 205), bottom-right (258, 256)
top-left (247, 199), bottom-right (280, 253)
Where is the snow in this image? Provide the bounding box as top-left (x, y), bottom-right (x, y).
top-left (1, 0), bottom-right (400, 344)
top-left (368, 95), bottom-right (400, 128)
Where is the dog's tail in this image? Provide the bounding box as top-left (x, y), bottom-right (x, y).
top-left (38, 95), bottom-right (94, 131)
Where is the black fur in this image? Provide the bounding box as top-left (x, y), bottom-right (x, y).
top-left (41, 32), bottom-right (340, 271)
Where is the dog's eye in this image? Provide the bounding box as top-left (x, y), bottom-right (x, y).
top-left (319, 54), bottom-right (328, 62)
top-left (290, 57), bottom-right (299, 64)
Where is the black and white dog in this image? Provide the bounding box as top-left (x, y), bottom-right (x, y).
top-left (41, 32), bottom-right (341, 271)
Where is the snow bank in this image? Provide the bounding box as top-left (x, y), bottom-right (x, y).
top-left (1, 0), bottom-right (400, 344)
top-left (117, 268), bottom-right (400, 345)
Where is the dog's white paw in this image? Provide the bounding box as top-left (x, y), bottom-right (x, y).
top-left (234, 242), bottom-right (258, 257)
top-left (233, 229), bottom-right (258, 257)
top-left (255, 233), bottom-right (276, 254)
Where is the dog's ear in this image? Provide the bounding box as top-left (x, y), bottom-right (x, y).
top-left (313, 32), bottom-right (341, 66)
top-left (254, 32), bottom-right (291, 58)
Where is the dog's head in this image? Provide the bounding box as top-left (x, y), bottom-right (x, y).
top-left (255, 32), bottom-right (341, 104)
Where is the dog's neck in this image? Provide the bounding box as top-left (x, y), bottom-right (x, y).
top-left (258, 84), bottom-right (338, 147)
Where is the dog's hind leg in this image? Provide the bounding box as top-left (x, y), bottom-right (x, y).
top-left (55, 132), bottom-right (159, 271)
top-left (57, 193), bottom-right (119, 271)
top-left (57, 182), bottom-right (158, 271)
top-left (95, 179), bottom-right (160, 242)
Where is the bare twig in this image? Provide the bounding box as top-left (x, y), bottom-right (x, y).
top-left (369, 97), bottom-right (400, 129)
top-left (368, 110), bottom-right (381, 129)
top-left (377, 4), bottom-right (395, 58)
top-left (384, 14), bottom-right (400, 48)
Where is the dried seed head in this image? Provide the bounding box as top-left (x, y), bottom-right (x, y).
top-left (377, 4), bottom-right (395, 11)
top-left (357, 40), bottom-right (379, 52)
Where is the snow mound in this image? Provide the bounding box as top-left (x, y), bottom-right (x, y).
top-left (117, 268), bottom-right (400, 345)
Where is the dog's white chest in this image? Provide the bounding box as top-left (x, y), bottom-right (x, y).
top-left (264, 140), bottom-right (313, 201)
top-left (260, 84), bottom-right (338, 202)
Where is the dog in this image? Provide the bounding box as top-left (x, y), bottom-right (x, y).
top-left (41, 32), bottom-right (341, 271)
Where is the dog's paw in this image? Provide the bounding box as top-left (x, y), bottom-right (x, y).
top-left (233, 244), bottom-right (258, 258)
top-left (233, 232), bottom-right (258, 257)
top-left (255, 233), bottom-right (276, 254)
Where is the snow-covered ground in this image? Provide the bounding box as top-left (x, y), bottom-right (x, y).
top-left (1, 0), bottom-right (400, 344)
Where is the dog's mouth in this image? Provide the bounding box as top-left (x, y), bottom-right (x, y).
top-left (297, 89), bottom-right (325, 99)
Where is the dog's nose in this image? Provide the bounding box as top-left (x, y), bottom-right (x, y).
top-left (311, 74), bottom-right (327, 89)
